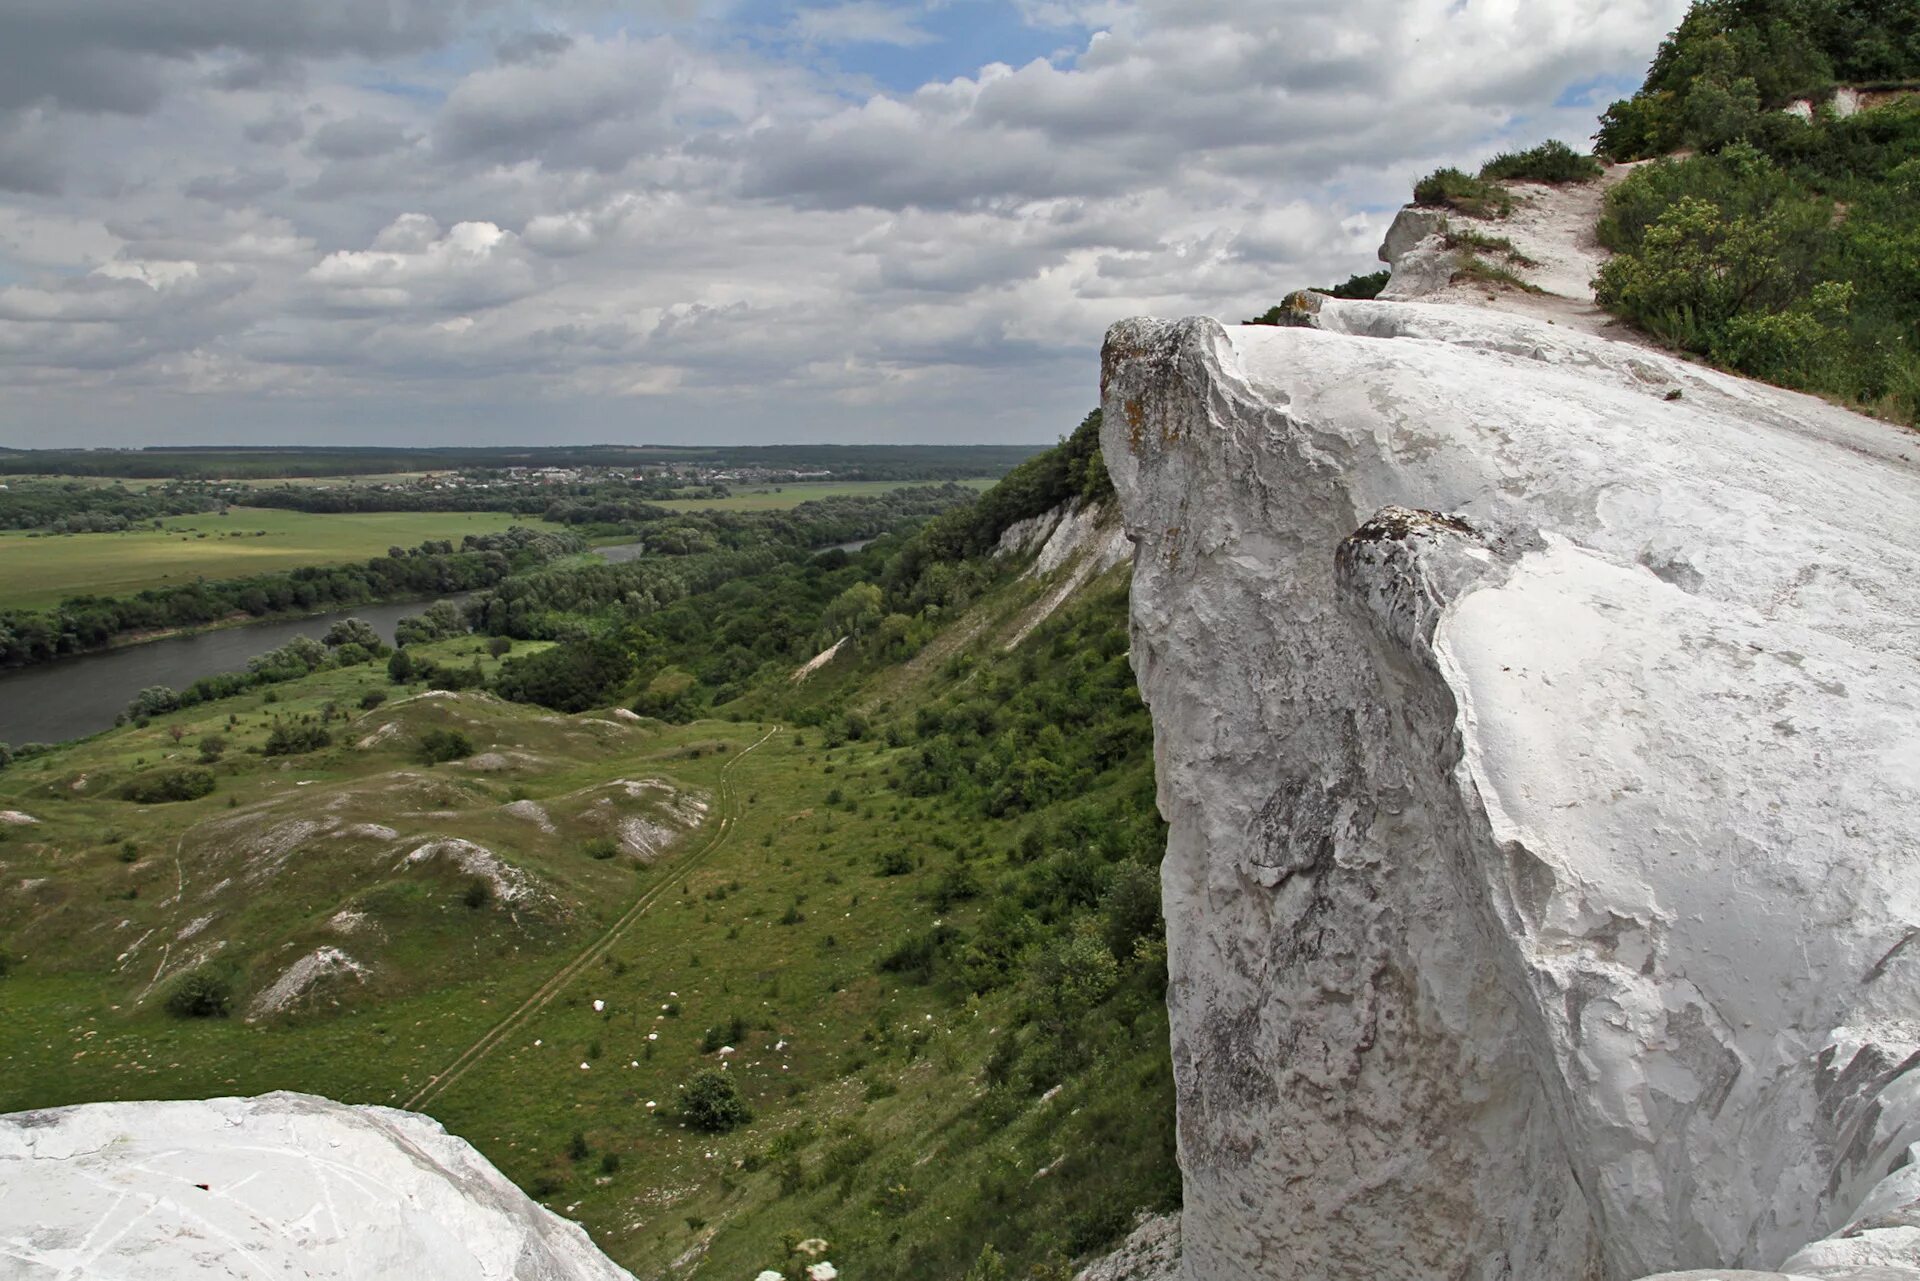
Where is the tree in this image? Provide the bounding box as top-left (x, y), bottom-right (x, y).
top-left (680, 1069), bottom-right (752, 1132)
top-left (323, 617), bottom-right (382, 649)
top-left (388, 648), bottom-right (415, 683)
top-left (821, 582), bottom-right (884, 643)
top-left (125, 686), bottom-right (180, 720)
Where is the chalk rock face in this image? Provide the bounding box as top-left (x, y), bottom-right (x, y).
top-left (1375, 206), bottom-right (1457, 300)
top-left (0, 1091), bottom-right (636, 1279)
top-left (1100, 301), bottom-right (1920, 1280)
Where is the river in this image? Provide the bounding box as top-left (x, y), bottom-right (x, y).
top-left (0, 540), bottom-right (874, 746)
top-left (0, 597), bottom-right (460, 747)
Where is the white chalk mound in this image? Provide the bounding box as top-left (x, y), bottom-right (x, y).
top-left (0, 1091), bottom-right (635, 1280)
top-left (1101, 300), bottom-right (1920, 1280)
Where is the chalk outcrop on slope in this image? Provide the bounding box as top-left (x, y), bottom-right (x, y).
top-left (1101, 299), bottom-right (1920, 1280)
top-left (0, 1091), bottom-right (635, 1279)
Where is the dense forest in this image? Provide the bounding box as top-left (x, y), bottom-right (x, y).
top-left (459, 418), bottom-right (1112, 715)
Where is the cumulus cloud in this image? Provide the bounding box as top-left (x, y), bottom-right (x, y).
top-left (0, 0), bottom-right (1689, 444)
top-left (306, 215), bottom-right (541, 313)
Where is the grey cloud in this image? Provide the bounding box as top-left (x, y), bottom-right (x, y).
top-left (309, 116), bottom-right (416, 161)
top-left (432, 36), bottom-right (680, 169)
top-left (206, 54), bottom-right (308, 93)
top-left (0, 0), bottom-right (1690, 445)
top-left (184, 168), bottom-right (288, 203)
top-left (0, 117), bottom-right (64, 195)
top-left (244, 113), bottom-right (309, 146)
top-left (496, 30), bottom-right (575, 64)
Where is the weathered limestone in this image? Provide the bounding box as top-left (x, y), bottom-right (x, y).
top-left (1101, 300), bottom-right (1920, 1280)
top-left (0, 1091), bottom-right (636, 1279)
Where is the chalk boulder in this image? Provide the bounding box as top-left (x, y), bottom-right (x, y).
top-left (0, 1091), bottom-right (635, 1279)
top-left (1101, 300), bottom-right (1920, 1280)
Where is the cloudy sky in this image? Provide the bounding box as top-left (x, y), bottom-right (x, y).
top-left (0, 0), bottom-right (1685, 447)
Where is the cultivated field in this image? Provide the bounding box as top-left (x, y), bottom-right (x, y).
top-left (0, 508), bottom-right (558, 611)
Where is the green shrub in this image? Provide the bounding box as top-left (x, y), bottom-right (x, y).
top-left (358, 690), bottom-right (387, 711)
top-left (263, 721), bottom-right (332, 757)
top-left (417, 728), bottom-right (473, 764)
top-left (1479, 139), bottom-right (1604, 183)
top-left (583, 836), bottom-right (619, 860)
top-left (124, 685), bottom-right (181, 720)
top-left (164, 968), bottom-right (233, 1018)
top-left (196, 734), bottom-right (226, 763)
top-left (680, 1069), bottom-right (752, 1132)
top-left (1412, 167), bottom-right (1512, 218)
top-left (120, 767), bottom-right (216, 804)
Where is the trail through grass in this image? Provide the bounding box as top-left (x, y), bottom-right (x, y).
top-left (405, 725), bottom-right (780, 1112)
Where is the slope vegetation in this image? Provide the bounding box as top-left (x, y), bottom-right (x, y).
top-left (0, 418), bottom-right (1176, 1280)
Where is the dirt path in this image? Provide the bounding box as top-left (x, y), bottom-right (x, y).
top-left (402, 724), bottom-right (780, 1114)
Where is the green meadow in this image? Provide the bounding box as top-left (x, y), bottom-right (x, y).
top-left (0, 507), bottom-right (559, 611)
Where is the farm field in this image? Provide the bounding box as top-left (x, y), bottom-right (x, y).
top-left (0, 507), bottom-right (558, 611)
top-left (650, 477), bottom-right (996, 512)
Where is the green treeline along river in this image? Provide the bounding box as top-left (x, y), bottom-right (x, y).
top-left (0, 595), bottom-right (473, 747)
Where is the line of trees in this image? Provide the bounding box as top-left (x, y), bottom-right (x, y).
top-left (0, 481), bottom-right (221, 531)
top-left (0, 527), bottom-right (582, 670)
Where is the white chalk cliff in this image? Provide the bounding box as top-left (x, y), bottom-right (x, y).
top-left (0, 1091), bottom-right (635, 1279)
top-left (1101, 247), bottom-right (1920, 1275)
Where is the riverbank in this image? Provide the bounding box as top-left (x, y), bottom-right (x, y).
top-left (0, 594), bottom-right (489, 745)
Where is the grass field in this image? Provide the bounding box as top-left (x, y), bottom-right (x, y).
top-left (650, 477), bottom-right (995, 512)
top-left (0, 558), bottom-right (1174, 1278)
top-left (0, 508), bottom-right (559, 611)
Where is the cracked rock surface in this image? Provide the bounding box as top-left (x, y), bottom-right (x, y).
top-left (1100, 301), bottom-right (1920, 1281)
top-left (0, 1091), bottom-right (635, 1279)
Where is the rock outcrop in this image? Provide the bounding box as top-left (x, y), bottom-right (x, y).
top-left (1101, 299), bottom-right (1920, 1279)
top-left (0, 1091), bottom-right (635, 1279)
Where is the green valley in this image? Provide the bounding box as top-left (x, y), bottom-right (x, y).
top-left (0, 418), bottom-right (1176, 1279)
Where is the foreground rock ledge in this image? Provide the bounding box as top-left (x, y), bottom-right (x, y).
top-left (0, 1091), bottom-right (635, 1279)
top-left (1101, 302), bottom-right (1920, 1281)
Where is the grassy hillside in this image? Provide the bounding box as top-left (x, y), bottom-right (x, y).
top-left (1592, 0), bottom-right (1919, 425)
top-left (0, 508), bottom-right (564, 611)
top-left (0, 415), bottom-right (1175, 1279)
